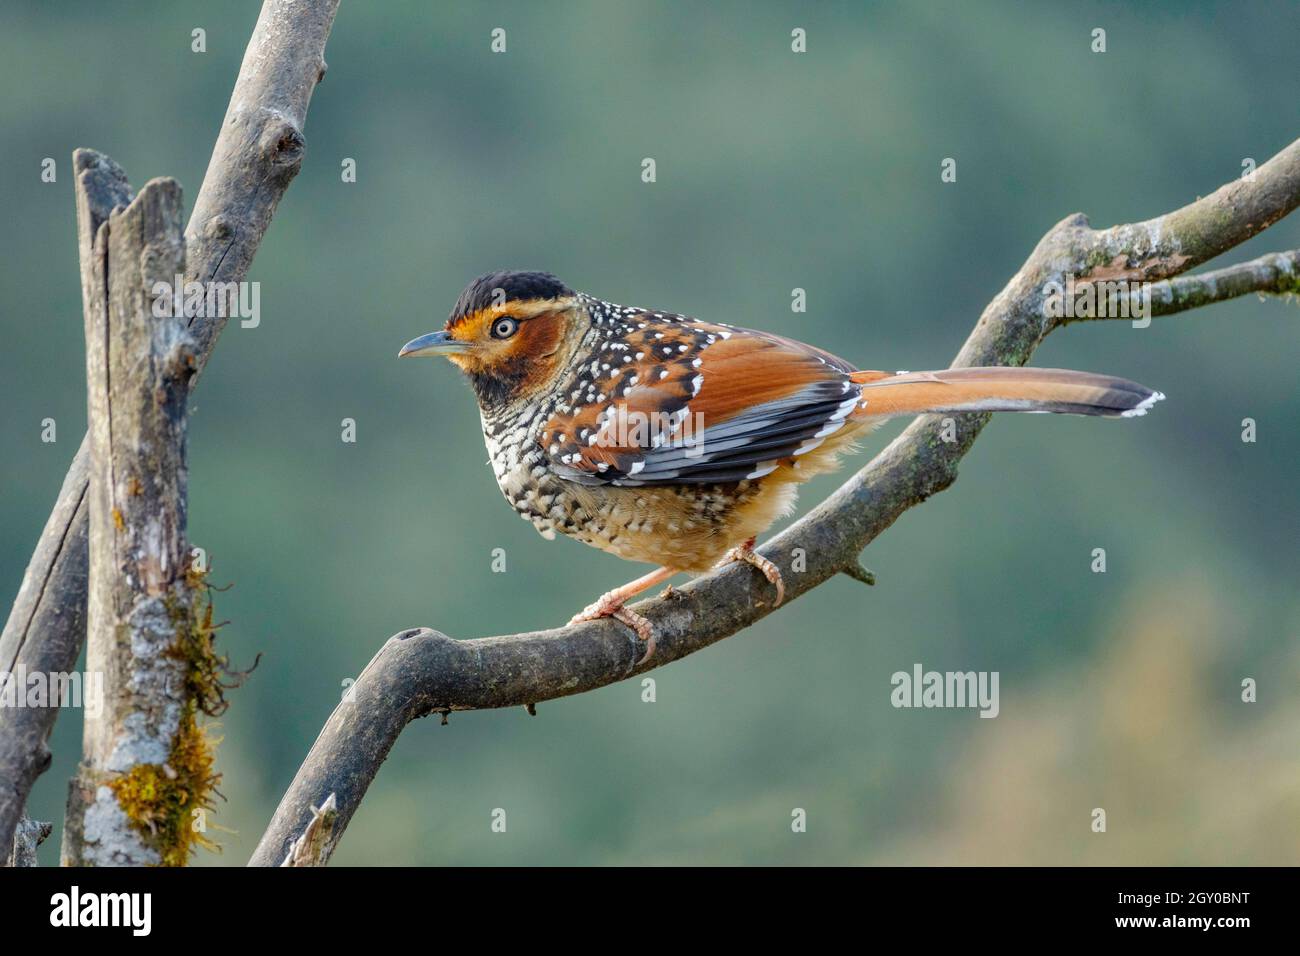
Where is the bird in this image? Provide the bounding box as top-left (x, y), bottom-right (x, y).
top-left (400, 270), bottom-right (1163, 662)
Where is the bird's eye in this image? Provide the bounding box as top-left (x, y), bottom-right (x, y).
top-left (490, 317), bottom-right (519, 339)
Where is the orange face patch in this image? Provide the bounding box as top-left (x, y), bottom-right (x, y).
top-left (443, 299), bottom-right (578, 402)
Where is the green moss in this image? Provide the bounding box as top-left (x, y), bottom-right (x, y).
top-left (109, 703), bottom-right (220, 867)
top-left (1083, 245), bottom-right (1116, 271)
top-left (110, 568), bottom-right (249, 866)
top-left (175, 566), bottom-right (238, 719)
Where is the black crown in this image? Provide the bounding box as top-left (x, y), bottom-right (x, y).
top-left (449, 271), bottom-right (573, 324)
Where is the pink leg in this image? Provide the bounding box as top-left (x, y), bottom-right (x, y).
top-left (569, 566), bottom-right (677, 663)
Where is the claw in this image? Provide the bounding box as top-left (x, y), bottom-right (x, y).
top-left (719, 538), bottom-right (784, 606)
top-left (613, 607), bottom-right (656, 664)
top-left (568, 566), bottom-right (675, 664)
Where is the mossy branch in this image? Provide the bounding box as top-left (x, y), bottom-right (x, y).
top-left (59, 173), bottom-right (216, 868)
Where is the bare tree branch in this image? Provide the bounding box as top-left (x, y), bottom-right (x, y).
top-left (0, 151), bottom-right (131, 863)
top-left (4, 817), bottom-right (52, 868)
top-left (279, 793), bottom-right (338, 867)
top-left (1060, 248), bottom-right (1300, 324)
top-left (251, 137), bottom-right (1300, 867)
top-left (1087, 139), bottom-right (1300, 281)
top-left (185, 0), bottom-right (338, 381)
top-left (60, 178), bottom-right (197, 866)
top-left (0, 0), bottom-right (340, 855)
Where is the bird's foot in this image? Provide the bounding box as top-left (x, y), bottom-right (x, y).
top-left (719, 538), bottom-right (784, 606)
top-left (569, 592), bottom-right (657, 664)
top-left (567, 566), bottom-right (675, 665)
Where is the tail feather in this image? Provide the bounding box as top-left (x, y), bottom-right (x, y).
top-left (849, 367), bottom-right (1164, 419)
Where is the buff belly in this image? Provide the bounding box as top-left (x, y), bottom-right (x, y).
top-left (549, 479), bottom-right (791, 571)
top-left (516, 419), bottom-right (874, 572)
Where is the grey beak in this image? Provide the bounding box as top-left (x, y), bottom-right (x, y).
top-left (398, 331), bottom-right (470, 358)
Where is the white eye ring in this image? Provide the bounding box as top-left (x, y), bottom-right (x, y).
top-left (491, 317), bottom-right (519, 339)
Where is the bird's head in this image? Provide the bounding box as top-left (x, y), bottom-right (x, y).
top-left (399, 271), bottom-right (581, 409)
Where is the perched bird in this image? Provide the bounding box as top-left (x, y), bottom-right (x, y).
top-left (401, 271), bottom-right (1163, 661)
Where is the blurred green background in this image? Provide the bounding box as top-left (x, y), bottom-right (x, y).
top-left (2, 0), bottom-right (1297, 866)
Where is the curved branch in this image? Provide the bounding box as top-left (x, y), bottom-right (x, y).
top-left (0, 0), bottom-right (340, 859)
top-left (1087, 138), bottom-right (1300, 281)
top-left (251, 137), bottom-right (1300, 867)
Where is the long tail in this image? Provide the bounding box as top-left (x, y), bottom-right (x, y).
top-left (849, 367), bottom-right (1164, 419)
